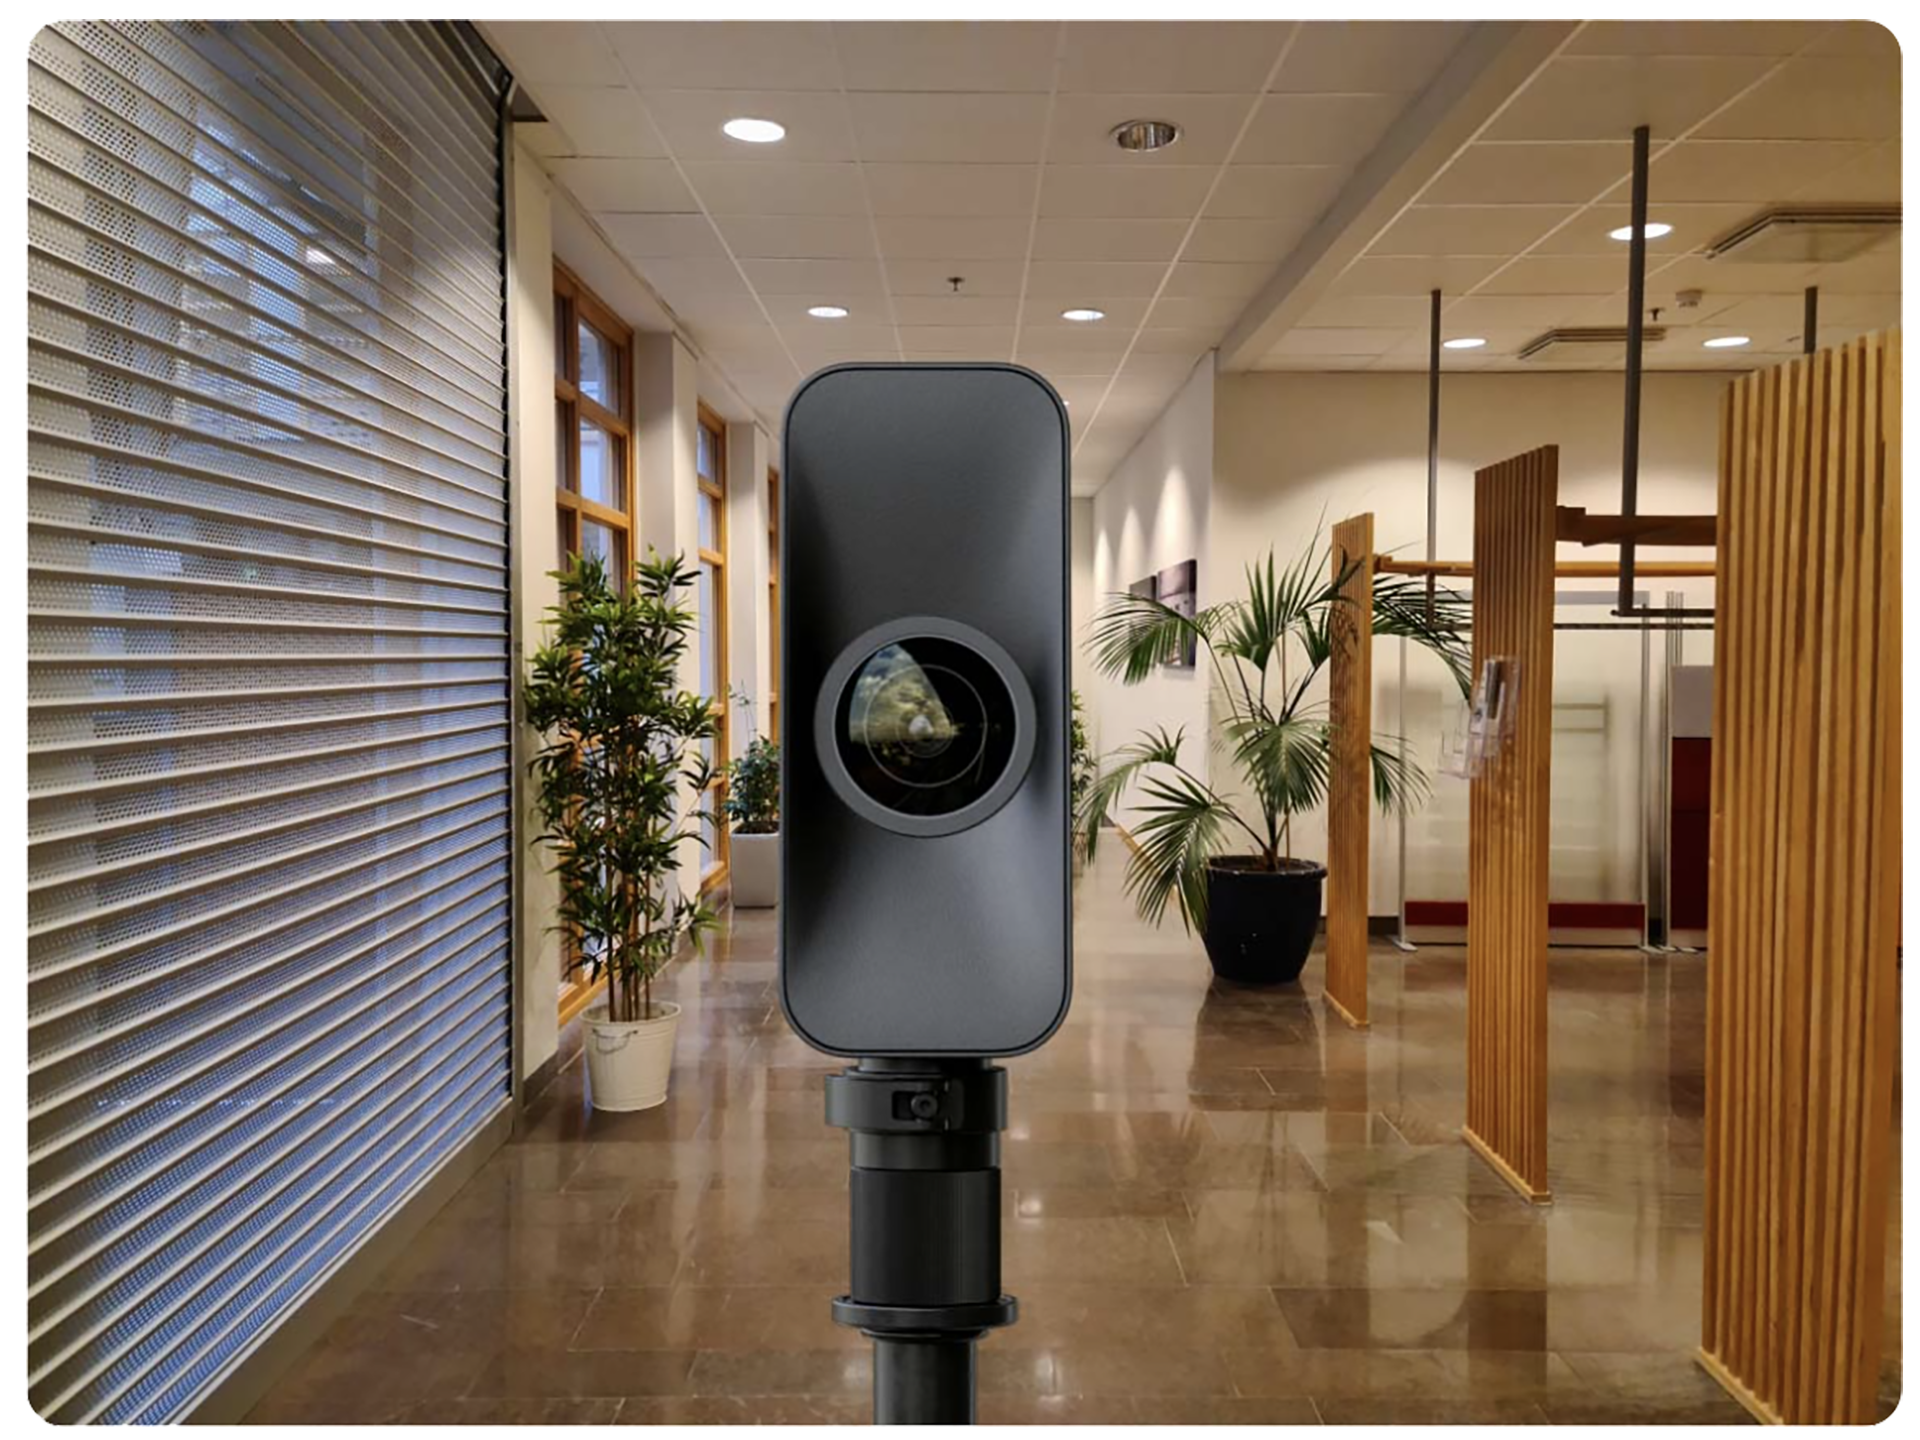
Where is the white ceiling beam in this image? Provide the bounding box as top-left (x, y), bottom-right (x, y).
top-left (1215, 20), bottom-right (1578, 372)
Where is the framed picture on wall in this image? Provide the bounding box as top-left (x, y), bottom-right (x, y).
top-left (1156, 559), bottom-right (1198, 668)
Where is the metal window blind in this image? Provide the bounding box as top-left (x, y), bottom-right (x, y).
top-left (26, 20), bottom-right (513, 1423)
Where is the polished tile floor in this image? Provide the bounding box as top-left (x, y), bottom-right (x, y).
top-left (248, 851), bottom-right (1900, 1424)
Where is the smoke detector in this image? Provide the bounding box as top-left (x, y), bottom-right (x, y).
top-left (1518, 326), bottom-right (1669, 363)
top-left (1705, 206), bottom-right (1900, 264)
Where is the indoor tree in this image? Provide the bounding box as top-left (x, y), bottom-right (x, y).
top-left (1077, 536), bottom-right (1471, 935)
top-left (524, 549), bottom-right (718, 1023)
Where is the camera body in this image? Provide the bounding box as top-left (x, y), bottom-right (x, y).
top-left (780, 363), bottom-right (1072, 1057)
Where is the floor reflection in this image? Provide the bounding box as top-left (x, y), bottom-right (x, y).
top-left (246, 849), bottom-right (1898, 1424)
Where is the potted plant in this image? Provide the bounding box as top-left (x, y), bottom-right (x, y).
top-left (721, 688), bottom-right (781, 908)
top-left (1070, 688), bottom-right (1096, 875)
top-left (1078, 539), bottom-right (1469, 985)
top-left (524, 550), bottom-right (718, 1110)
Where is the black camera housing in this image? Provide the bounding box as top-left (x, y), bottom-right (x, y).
top-left (780, 363), bottom-right (1071, 1057)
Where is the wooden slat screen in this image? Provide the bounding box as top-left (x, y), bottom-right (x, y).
top-left (1463, 445), bottom-right (1558, 1203)
top-left (1698, 330), bottom-right (1900, 1425)
top-left (1324, 513), bottom-right (1374, 1029)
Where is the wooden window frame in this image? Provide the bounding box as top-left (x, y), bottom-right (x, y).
top-left (697, 404), bottom-right (730, 892)
top-left (553, 261), bottom-right (635, 1026)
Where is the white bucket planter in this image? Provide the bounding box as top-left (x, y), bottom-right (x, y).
top-left (584, 1000), bottom-right (681, 1111)
top-left (730, 830), bottom-right (781, 908)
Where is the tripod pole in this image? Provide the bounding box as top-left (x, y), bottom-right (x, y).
top-left (826, 1058), bottom-right (1017, 1425)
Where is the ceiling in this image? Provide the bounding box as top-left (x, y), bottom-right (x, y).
top-left (483, 19), bottom-right (1901, 494)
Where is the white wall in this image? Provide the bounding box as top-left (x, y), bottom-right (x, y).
top-left (1212, 369), bottom-right (1728, 913)
top-left (1087, 356), bottom-right (1215, 828)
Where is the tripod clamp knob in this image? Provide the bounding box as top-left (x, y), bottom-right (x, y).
top-left (823, 1065), bottom-right (1008, 1136)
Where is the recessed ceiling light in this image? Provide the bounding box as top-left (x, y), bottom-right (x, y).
top-left (1702, 335), bottom-right (1751, 349)
top-left (807, 305), bottom-right (849, 320)
top-left (1609, 221), bottom-right (1674, 241)
top-left (1060, 307), bottom-right (1106, 323)
top-left (1442, 336), bottom-right (1487, 350)
top-left (1111, 118), bottom-right (1181, 153)
top-left (722, 117), bottom-right (785, 144)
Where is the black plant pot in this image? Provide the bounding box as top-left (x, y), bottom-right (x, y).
top-left (1201, 857), bottom-right (1327, 986)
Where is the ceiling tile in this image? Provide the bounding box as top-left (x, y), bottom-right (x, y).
top-left (1637, 254), bottom-right (1819, 295)
top-left (1018, 349), bottom-right (1125, 377)
top-left (832, 21), bottom-right (1060, 92)
top-left (713, 214), bottom-right (877, 260)
top-left (483, 22), bottom-right (629, 86)
top-left (1474, 255), bottom-right (1644, 296)
top-left (528, 86), bottom-right (668, 158)
top-left (1205, 164), bottom-right (1346, 219)
top-left (516, 120), bottom-right (576, 161)
top-left (1801, 245), bottom-right (1901, 294)
top-left (1057, 22), bottom-right (1292, 94)
top-left (1297, 294), bottom-right (1433, 329)
top-left (1025, 259), bottom-right (1166, 297)
top-left (1326, 255), bottom-right (1506, 295)
top-left (1115, 351), bottom-right (1211, 381)
top-left (1236, 94), bottom-right (1406, 165)
top-left (603, 21), bottom-right (842, 90)
top-left (875, 216), bottom-right (1032, 260)
top-left (1694, 57), bottom-right (1902, 142)
top-left (664, 292), bottom-right (772, 328)
top-left (847, 92), bottom-right (1052, 163)
top-left (1565, 20), bottom-right (1825, 56)
top-left (1806, 21), bottom-right (1900, 59)
top-left (773, 322), bottom-right (898, 352)
top-left (886, 260), bottom-right (1029, 296)
top-left (1557, 202), bottom-right (1750, 258)
top-left (641, 90), bottom-right (858, 163)
top-left (1128, 327), bottom-right (1223, 353)
top-left (682, 162), bottom-right (866, 215)
top-left (1023, 296), bottom-right (1155, 328)
top-left (1147, 294), bottom-right (1254, 329)
top-left (1266, 326), bottom-right (1408, 357)
top-left (1271, 21), bottom-right (1470, 93)
top-left (1033, 218), bottom-right (1188, 263)
top-left (1442, 294), bottom-right (1619, 328)
top-left (597, 212), bottom-right (725, 259)
top-left (1182, 217), bottom-right (1310, 264)
top-left (1422, 142), bottom-right (1632, 206)
top-left (863, 164), bottom-right (1038, 217)
top-left (548, 157), bottom-right (693, 213)
top-left (892, 325), bottom-right (1016, 354)
top-left (1370, 206), bottom-right (1574, 258)
top-left (738, 258), bottom-right (889, 298)
top-left (1635, 139), bottom-right (1883, 204)
top-left (1484, 56), bottom-right (1776, 142)
top-left (889, 294), bottom-right (1022, 326)
top-left (1162, 261), bottom-right (1273, 298)
top-left (634, 257), bottom-right (753, 294)
top-left (1046, 93), bottom-right (1258, 166)
top-left (1039, 165), bottom-right (1216, 219)
top-left (1786, 139), bottom-right (1901, 204)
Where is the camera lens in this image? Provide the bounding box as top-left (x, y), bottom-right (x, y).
top-left (836, 636), bottom-right (1021, 818)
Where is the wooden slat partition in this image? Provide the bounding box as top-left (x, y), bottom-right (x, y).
top-left (1324, 513), bottom-right (1374, 1029)
top-left (1463, 445), bottom-right (1558, 1203)
top-left (1698, 330), bottom-right (1900, 1425)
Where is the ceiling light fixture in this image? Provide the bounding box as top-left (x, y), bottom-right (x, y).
top-left (1702, 335), bottom-right (1751, 349)
top-left (722, 116), bottom-right (786, 144)
top-left (1110, 118), bottom-right (1181, 153)
top-left (1442, 336), bottom-right (1487, 350)
top-left (1060, 307), bottom-right (1106, 323)
top-left (807, 304), bottom-right (849, 319)
top-left (1610, 221), bottom-right (1674, 242)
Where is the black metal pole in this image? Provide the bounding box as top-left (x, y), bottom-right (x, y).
top-left (827, 1059), bottom-right (1017, 1425)
top-left (1426, 287), bottom-right (1441, 623)
top-left (1617, 123), bottom-right (1650, 618)
top-left (1803, 284), bottom-right (1819, 356)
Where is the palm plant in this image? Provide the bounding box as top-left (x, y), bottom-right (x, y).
top-left (1078, 536), bottom-right (1470, 934)
top-left (524, 550), bottom-right (718, 1023)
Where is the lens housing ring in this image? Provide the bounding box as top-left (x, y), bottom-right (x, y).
top-left (815, 616), bottom-right (1037, 839)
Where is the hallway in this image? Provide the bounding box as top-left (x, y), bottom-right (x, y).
top-left (243, 848), bottom-right (1888, 1424)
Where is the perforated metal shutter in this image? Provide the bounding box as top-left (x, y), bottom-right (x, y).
top-left (26, 21), bottom-right (513, 1423)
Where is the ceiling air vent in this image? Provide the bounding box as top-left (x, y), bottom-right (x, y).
top-left (1705, 206), bottom-right (1901, 264)
top-left (1518, 326), bottom-right (1668, 364)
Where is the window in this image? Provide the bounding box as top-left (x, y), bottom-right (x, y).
top-left (767, 467), bottom-right (781, 739)
top-left (552, 263), bottom-right (634, 588)
top-left (697, 407), bottom-right (729, 887)
top-left (552, 263), bottom-right (634, 1024)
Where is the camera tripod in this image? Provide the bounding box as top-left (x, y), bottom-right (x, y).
top-left (825, 1058), bottom-right (1016, 1425)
